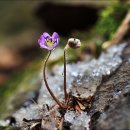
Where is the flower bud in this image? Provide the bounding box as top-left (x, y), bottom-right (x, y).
top-left (66, 38), bottom-right (81, 49)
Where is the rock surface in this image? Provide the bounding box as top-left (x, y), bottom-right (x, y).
top-left (90, 42), bottom-right (130, 130)
top-left (10, 43), bottom-right (127, 130)
top-left (0, 42), bottom-right (129, 130)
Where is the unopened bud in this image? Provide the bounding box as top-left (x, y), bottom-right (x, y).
top-left (66, 38), bottom-right (81, 49)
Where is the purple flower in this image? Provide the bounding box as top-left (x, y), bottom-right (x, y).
top-left (38, 32), bottom-right (59, 50)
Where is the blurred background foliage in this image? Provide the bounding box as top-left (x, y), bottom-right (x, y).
top-left (0, 1), bottom-right (38, 39)
top-left (0, 0), bottom-right (129, 118)
top-left (96, 2), bottom-right (130, 40)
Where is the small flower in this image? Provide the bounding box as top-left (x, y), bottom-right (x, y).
top-left (66, 38), bottom-right (81, 49)
top-left (38, 32), bottom-right (59, 50)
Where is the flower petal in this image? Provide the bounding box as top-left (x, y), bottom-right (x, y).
top-left (52, 32), bottom-right (58, 40)
top-left (38, 35), bottom-right (46, 45)
top-left (39, 44), bottom-right (48, 50)
top-left (43, 32), bottom-right (50, 39)
top-left (47, 46), bottom-right (55, 50)
top-left (54, 40), bottom-right (58, 46)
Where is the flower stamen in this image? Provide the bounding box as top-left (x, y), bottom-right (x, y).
top-left (46, 38), bottom-right (55, 47)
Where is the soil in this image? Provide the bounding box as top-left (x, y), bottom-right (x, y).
top-left (90, 42), bottom-right (130, 130)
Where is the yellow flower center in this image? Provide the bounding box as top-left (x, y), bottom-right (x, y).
top-left (46, 38), bottom-right (54, 47)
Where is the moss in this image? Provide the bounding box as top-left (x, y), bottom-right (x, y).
top-left (96, 2), bottom-right (130, 41)
top-left (0, 126), bottom-right (18, 130)
top-left (128, 124), bottom-right (130, 130)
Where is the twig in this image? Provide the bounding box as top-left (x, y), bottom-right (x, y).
top-left (102, 12), bottom-right (130, 50)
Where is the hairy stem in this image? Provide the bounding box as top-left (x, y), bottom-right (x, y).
top-left (64, 49), bottom-right (68, 102)
top-left (43, 50), bottom-right (63, 108)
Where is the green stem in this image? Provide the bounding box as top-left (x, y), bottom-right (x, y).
top-left (64, 49), bottom-right (68, 102)
top-left (43, 50), bottom-right (63, 108)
